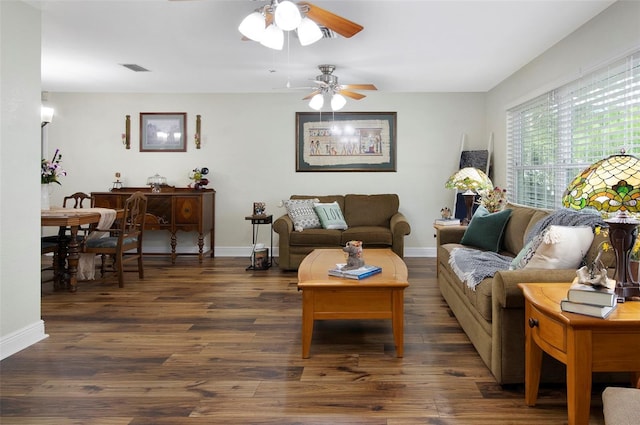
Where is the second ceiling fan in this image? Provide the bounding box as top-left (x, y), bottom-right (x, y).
top-left (303, 65), bottom-right (377, 111)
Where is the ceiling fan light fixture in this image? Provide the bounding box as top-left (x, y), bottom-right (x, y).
top-left (238, 11), bottom-right (265, 42)
top-left (297, 17), bottom-right (323, 46)
top-left (274, 1), bottom-right (302, 31)
top-left (309, 93), bottom-right (324, 110)
top-left (260, 24), bottom-right (284, 50)
top-left (331, 93), bottom-right (347, 111)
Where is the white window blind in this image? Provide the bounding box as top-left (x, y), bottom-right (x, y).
top-left (507, 51), bottom-right (640, 209)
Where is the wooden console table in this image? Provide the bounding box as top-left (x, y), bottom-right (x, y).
top-left (92, 187), bottom-right (215, 263)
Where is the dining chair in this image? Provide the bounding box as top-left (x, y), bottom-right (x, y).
top-left (82, 192), bottom-right (147, 287)
top-left (42, 192), bottom-right (93, 279)
top-left (41, 240), bottom-right (61, 288)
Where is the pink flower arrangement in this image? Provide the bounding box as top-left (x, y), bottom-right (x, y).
top-left (41, 149), bottom-right (66, 184)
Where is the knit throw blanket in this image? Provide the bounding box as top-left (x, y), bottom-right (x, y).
top-left (449, 248), bottom-right (512, 290)
top-left (449, 208), bottom-right (606, 290)
top-left (524, 207), bottom-right (605, 245)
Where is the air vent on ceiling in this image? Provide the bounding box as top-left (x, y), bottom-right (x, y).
top-left (120, 64), bottom-right (150, 72)
top-left (319, 26), bottom-right (336, 39)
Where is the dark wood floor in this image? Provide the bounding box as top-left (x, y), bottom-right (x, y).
top-left (1, 256), bottom-right (606, 424)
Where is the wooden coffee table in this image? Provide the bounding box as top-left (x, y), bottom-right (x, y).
top-left (297, 249), bottom-right (409, 358)
top-left (519, 282), bottom-right (640, 425)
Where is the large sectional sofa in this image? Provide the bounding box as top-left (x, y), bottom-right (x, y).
top-left (436, 202), bottom-right (615, 385)
top-left (273, 194), bottom-right (411, 271)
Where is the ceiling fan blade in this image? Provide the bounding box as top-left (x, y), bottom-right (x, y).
top-left (339, 90), bottom-right (366, 100)
top-left (302, 90), bottom-right (321, 100)
top-left (299, 2), bottom-right (363, 38)
top-left (341, 84), bottom-right (377, 91)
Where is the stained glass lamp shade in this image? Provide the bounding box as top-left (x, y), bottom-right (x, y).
top-left (445, 167), bottom-right (493, 224)
top-left (562, 153), bottom-right (640, 299)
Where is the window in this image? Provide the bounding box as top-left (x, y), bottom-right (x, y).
top-left (507, 51), bottom-right (640, 209)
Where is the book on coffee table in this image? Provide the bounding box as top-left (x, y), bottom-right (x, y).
top-left (328, 264), bottom-right (382, 280)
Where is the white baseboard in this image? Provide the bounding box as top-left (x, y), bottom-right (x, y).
top-left (0, 320), bottom-right (48, 360)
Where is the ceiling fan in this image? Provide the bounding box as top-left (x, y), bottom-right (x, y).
top-left (238, 1), bottom-right (364, 50)
top-left (303, 65), bottom-right (377, 111)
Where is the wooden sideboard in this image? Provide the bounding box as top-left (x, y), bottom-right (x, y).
top-left (92, 187), bottom-right (215, 263)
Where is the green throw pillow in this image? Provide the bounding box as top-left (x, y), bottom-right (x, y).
top-left (460, 206), bottom-right (512, 252)
top-left (314, 202), bottom-right (348, 230)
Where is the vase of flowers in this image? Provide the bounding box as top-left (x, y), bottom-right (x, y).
top-left (41, 149), bottom-right (66, 209)
top-left (477, 186), bottom-right (507, 213)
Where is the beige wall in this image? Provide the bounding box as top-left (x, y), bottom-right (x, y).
top-left (1, 0), bottom-right (47, 359)
top-left (43, 92), bottom-right (487, 257)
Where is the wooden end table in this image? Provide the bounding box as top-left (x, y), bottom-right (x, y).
top-left (519, 282), bottom-right (640, 425)
top-left (297, 249), bottom-right (409, 358)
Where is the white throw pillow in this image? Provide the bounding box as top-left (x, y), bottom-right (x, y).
top-left (524, 225), bottom-right (594, 269)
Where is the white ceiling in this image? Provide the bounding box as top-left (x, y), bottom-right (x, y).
top-left (35, 0), bottom-right (616, 94)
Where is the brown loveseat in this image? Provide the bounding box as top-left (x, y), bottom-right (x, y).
top-left (436, 202), bottom-right (614, 385)
top-left (273, 194), bottom-right (411, 271)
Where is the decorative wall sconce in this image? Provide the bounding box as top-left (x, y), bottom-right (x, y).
top-left (124, 115), bottom-right (131, 149)
top-left (41, 106), bottom-right (54, 127)
top-left (195, 115), bottom-right (201, 149)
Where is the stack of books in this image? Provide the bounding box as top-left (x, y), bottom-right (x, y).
top-left (560, 278), bottom-right (618, 318)
top-left (328, 264), bottom-right (382, 280)
top-left (434, 218), bottom-right (461, 226)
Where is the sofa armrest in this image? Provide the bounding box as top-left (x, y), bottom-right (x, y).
top-left (436, 226), bottom-right (467, 246)
top-left (492, 269), bottom-right (578, 309)
top-left (390, 212), bottom-right (411, 257)
top-left (273, 214), bottom-right (293, 237)
top-left (273, 214), bottom-right (294, 269)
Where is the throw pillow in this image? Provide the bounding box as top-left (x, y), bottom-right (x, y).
top-left (524, 225), bottom-right (594, 269)
top-left (460, 206), bottom-right (512, 252)
top-left (510, 237), bottom-right (544, 270)
top-left (314, 202), bottom-right (348, 230)
top-left (284, 198), bottom-right (321, 232)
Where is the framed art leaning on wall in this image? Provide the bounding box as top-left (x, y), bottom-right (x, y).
top-left (140, 112), bottom-right (187, 152)
top-left (296, 112), bottom-right (397, 172)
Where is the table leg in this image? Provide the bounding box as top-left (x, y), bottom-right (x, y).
top-left (171, 232), bottom-right (177, 264)
top-left (566, 329), bottom-right (592, 425)
top-left (301, 290), bottom-right (314, 359)
top-left (524, 304), bottom-right (542, 406)
top-left (66, 225), bottom-right (80, 293)
top-left (392, 289), bottom-right (404, 357)
top-left (197, 232), bottom-right (204, 263)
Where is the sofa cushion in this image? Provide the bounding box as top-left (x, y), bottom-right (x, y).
top-left (341, 226), bottom-right (393, 246)
top-left (344, 194), bottom-right (399, 227)
top-left (289, 228), bottom-right (343, 246)
top-left (524, 225), bottom-right (594, 269)
top-left (502, 202), bottom-right (549, 256)
top-left (314, 201), bottom-right (348, 230)
top-left (284, 198), bottom-right (321, 232)
top-left (461, 206), bottom-right (512, 252)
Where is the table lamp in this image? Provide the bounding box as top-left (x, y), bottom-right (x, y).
top-left (445, 167), bottom-right (493, 225)
top-left (562, 151), bottom-right (640, 299)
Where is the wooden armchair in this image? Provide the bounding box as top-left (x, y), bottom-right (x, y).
top-left (82, 192), bottom-right (147, 287)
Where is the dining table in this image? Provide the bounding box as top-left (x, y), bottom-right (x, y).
top-left (41, 208), bottom-right (120, 292)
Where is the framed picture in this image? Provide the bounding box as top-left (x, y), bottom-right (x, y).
top-left (140, 112), bottom-right (187, 152)
top-left (296, 112), bottom-right (397, 172)
top-left (253, 202), bottom-right (266, 216)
